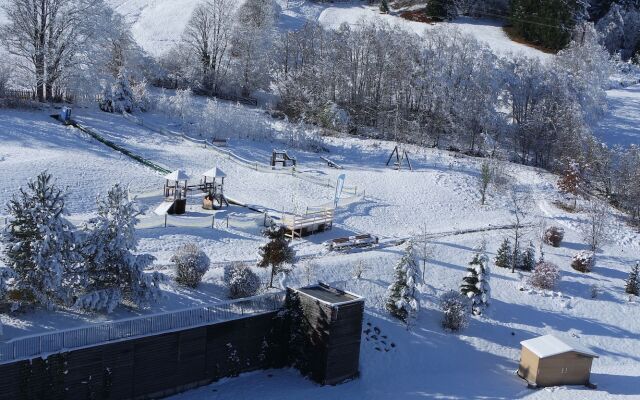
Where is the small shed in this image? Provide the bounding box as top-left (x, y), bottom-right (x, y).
top-left (286, 283), bottom-right (364, 385)
top-left (518, 334), bottom-right (598, 387)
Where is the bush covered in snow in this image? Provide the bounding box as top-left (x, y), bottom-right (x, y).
top-left (171, 243), bottom-right (210, 288)
top-left (571, 250), bottom-right (595, 273)
top-left (543, 226), bottom-right (565, 247)
top-left (223, 263), bottom-right (261, 299)
top-left (439, 291), bottom-right (469, 332)
top-left (528, 261), bottom-right (560, 290)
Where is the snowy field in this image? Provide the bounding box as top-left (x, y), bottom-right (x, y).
top-left (1, 100), bottom-right (639, 398)
top-left (597, 83), bottom-right (640, 147)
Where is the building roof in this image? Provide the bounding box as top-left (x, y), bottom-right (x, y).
top-left (164, 169), bottom-right (190, 181)
top-left (295, 283), bottom-right (363, 305)
top-left (202, 167), bottom-right (226, 179)
top-left (521, 334), bottom-right (599, 359)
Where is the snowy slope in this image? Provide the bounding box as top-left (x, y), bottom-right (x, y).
top-left (316, 4), bottom-right (549, 60)
top-left (597, 83), bottom-right (640, 147)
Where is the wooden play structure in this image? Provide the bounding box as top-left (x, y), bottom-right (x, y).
top-left (201, 167), bottom-right (229, 210)
top-left (159, 167), bottom-right (229, 215)
top-left (320, 156), bottom-right (343, 169)
top-left (281, 209), bottom-right (334, 239)
top-left (271, 150), bottom-right (297, 167)
top-left (162, 169), bottom-right (190, 215)
top-left (328, 234), bottom-right (379, 251)
top-left (386, 146), bottom-right (412, 170)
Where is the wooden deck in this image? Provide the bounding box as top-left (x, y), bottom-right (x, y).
top-left (281, 209), bottom-right (334, 239)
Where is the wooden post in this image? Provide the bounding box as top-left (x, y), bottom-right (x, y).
top-left (211, 215), bottom-right (215, 229)
top-left (227, 216), bottom-right (229, 228)
top-left (164, 214), bottom-right (167, 228)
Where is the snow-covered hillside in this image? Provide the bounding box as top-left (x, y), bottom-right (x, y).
top-left (102, 0), bottom-right (548, 59)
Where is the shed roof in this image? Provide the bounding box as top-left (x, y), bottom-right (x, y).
top-left (164, 169), bottom-right (190, 181)
top-left (202, 167), bottom-right (226, 179)
top-left (521, 334), bottom-right (599, 359)
top-left (295, 283), bottom-right (362, 306)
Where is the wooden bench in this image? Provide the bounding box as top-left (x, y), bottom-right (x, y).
top-left (328, 234), bottom-right (379, 251)
top-left (320, 156), bottom-right (343, 169)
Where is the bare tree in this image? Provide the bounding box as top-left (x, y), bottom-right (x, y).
top-left (182, 0), bottom-right (234, 93)
top-left (1, 0), bottom-right (99, 101)
top-left (479, 161), bottom-right (492, 205)
top-left (510, 190), bottom-right (529, 273)
top-left (582, 199), bottom-right (612, 251)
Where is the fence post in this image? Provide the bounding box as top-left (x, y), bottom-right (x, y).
top-left (226, 216), bottom-right (229, 228)
top-left (164, 214), bottom-right (167, 228)
top-left (211, 215), bottom-right (215, 229)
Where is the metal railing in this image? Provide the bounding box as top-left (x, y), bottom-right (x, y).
top-left (0, 291), bottom-right (286, 364)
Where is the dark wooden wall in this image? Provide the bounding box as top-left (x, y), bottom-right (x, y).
top-left (0, 312), bottom-right (284, 400)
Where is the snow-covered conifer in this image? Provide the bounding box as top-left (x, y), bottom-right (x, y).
top-left (172, 243), bottom-right (210, 288)
top-left (257, 226), bottom-right (295, 288)
top-left (111, 68), bottom-right (135, 113)
top-left (460, 248), bottom-right (490, 315)
top-left (520, 242), bottom-right (537, 271)
top-left (625, 262), bottom-right (639, 296)
top-left (494, 238), bottom-right (512, 268)
top-left (77, 184), bottom-right (159, 312)
top-left (386, 241), bottom-right (420, 324)
top-left (1, 172), bottom-right (77, 308)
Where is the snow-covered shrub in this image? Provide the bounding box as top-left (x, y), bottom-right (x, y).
top-left (439, 290), bottom-right (469, 332)
top-left (223, 263), bottom-right (260, 299)
top-left (1, 172), bottom-right (77, 308)
top-left (79, 184), bottom-right (160, 310)
top-left (171, 243), bottom-right (210, 288)
top-left (571, 250), bottom-right (595, 273)
top-left (460, 250), bottom-right (490, 316)
top-left (386, 241), bottom-right (420, 323)
top-left (528, 261), bottom-right (560, 290)
top-left (131, 78), bottom-right (152, 112)
top-left (543, 226), bottom-right (565, 247)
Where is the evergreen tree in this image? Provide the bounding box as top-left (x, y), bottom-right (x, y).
top-left (386, 241), bottom-right (420, 323)
top-left (380, 0), bottom-right (390, 13)
top-left (1, 172), bottom-right (77, 308)
top-left (512, 245), bottom-right (523, 273)
top-left (76, 184), bottom-right (159, 312)
top-left (494, 238), bottom-right (512, 268)
top-left (426, 0), bottom-right (457, 21)
top-left (460, 249), bottom-right (490, 315)
top-left (111, 68), bottom-right (135, 113)
top-left (257, 226), bottom-right (295, 288)
top-left (520, 242), bottom-right (537, 271)
top-left (510, 0), bottom-right (584, 50)
top-left (625, 262), bottom-right (639, 296)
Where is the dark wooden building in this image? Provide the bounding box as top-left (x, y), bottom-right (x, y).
top-left (286, 283), bottom-right (364, 385)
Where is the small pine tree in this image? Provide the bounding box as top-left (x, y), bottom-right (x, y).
top-left (520, 242), bottom-right (536, 271)
top-left (77, 184), bottom-right (160, 312)
top-left (386, 241), bottom-right (420, 324)
top-left (460, 249), bottom-right (490, 315)
top-left (624, 263), bottom-right (639, 296)
top-left (494, 238), bottom-right (512, 268)
top-left (379, 0), bottom-right (390, 13)
top-left (257, 226), bottom-right (295, 288)
top-left (112, 68), bottom-right (134, 113)
top-left (1, 172), bottom-right (77, 308)
top-left (512, 245), bottom-right (523, 273)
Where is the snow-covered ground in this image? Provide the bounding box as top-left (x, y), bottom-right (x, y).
top-left (1, 99), bottom-right (639, 398)
top-left (597, 83), bottom-right (640, 147)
